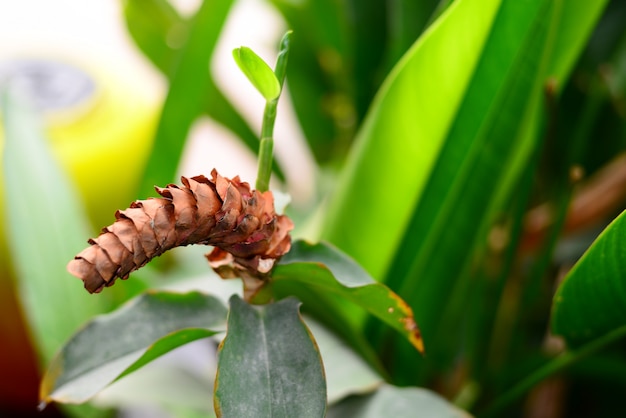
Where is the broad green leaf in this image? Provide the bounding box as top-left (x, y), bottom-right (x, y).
top-left (272, 241), bottom-right (424, 353)
top-left (320, 0), bottom-right (502, 279)
top-left (138, 0), bottom-right (235, 197)
top-left (214, 296), bottom-right (326, 418)
top-left (40, 291), bottom-right (227, 405)
top-left (1, 89), bottom-right (109, 364)
top-left (326, 384), bottom-right (471, 418)
top-left (232, 47), bottom-right (281, 102)
top-left (551, 210), bottom-right (626, 347)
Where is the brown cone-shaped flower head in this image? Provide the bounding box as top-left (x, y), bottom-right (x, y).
top-left (67, 170), bottom-right (293, 293)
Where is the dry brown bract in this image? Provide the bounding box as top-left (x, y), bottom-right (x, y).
top-left (68, 169), bottom-right (293, 293)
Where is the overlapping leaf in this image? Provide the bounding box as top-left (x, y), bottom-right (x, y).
top-left (40, 291), bottom-right (227, 405)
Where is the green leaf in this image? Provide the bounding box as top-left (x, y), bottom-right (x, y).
top-left (1, 89), bottom-right (110, 364)
top-left (232, 46), bottom-right (282, 102)
top-left (123, 0), bottom-right (185, 75)
top-left (40, 291), bottom-right (227, 405)
top-left (326, 384), bottom-right (471, 418)
top-left (214, 295), bottom-right (326, 418)
top-left (92, 340), bottom-right (217, 417)
top-left (551, 210), bottom-right (626, 347)
top-left (138, 0), bottom-right (235, 197)
top-left (269, 0), bottom-right (352, 163)
top-left (122, 0), bottom-right (281, 179)
top-left (272, 241), bottom-right (424, 353)
top-left (320, 0), bottom-right (503, 279)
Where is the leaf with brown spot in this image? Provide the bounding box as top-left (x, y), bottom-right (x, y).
top-left (271, 241), bottom-right (425, 353)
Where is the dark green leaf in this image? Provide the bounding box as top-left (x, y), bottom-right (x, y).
top-left (269, 0), bottom-right (352, 163)
top-left (551, 210), bottom-right (626, 347)
top-left (138, 0), bottom-right (235, 196)
top-left (273, 241), bottom-right (424, 353)
top-left (327, 384), bottom-right (470, 418)
top-left (214, 296), bottom-right (326, 418)
top-left (40, 291), bottom-right (227, 405)
top-left (232, 47), bottom-right (281, 102)
top-left (1, 89), bottom-right (110, 364)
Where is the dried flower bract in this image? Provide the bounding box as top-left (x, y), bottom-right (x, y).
top-left (68, 169), bottom-right (293, 293)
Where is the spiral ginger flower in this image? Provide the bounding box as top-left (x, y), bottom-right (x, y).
top-left (68, 170), bottom-right (293, 293)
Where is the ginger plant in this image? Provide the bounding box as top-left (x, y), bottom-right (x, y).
top-left (38, 31), bottom-right (424, 418)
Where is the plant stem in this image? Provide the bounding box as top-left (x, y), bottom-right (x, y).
top-left (479, 325), bottom-right (626, 417)
top-left (256, 31), bottom-right (292, 192)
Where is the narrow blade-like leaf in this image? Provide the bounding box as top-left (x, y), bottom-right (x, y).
top-left (138, 0), bottom-right (235, 196)
top-left (40, 291), bottom-right (227, 405)
top-left (320, 0), bottom-right (502, 279)
top-left (214, 296), bottom-right (326, 418)
top-left (1, 89), bottom-right (110, 364)
top-left (122, 0), bottom-right (280, 179)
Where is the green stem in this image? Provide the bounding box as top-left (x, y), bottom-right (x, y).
top-left (255, 31), bottom-right (292, 192)
top-left (479, 325), bottom-right (626, 418)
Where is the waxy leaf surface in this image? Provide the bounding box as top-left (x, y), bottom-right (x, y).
top-left (273, 241), bottom-right (424, 353)
top-left (214, 296), bottom-right (326, 417)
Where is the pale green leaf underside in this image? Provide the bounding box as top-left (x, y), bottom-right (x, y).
top-left (41, 291), bottom-right (227, 405)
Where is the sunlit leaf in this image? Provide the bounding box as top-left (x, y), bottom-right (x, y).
top-left (232, 47), bottom-right (281, 102)
top-left (318, 0), bottom-right (608, 385)
top-left (214, 296), bottom-right (326, 418)
top-left (40, 291), bottom-right (227, 405)
top-left (272, 241), bottom-right (424, 354)
top-left (320, 0), bottom-right (502, 280)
